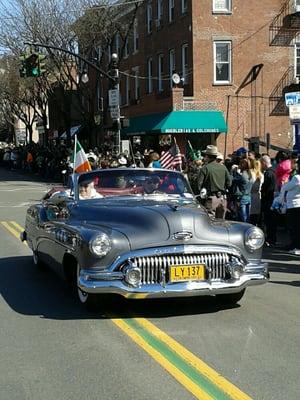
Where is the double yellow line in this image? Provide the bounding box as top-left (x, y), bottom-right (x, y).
top-left (112, 317), bottom-right (252, 400)
top-left (0, 220), bottom-right (27, 246)
top-left (1, 221), bottom-right (252, 399)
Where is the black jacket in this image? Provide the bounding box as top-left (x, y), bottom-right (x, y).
top-left (261, 167), bottom-right (276, 209)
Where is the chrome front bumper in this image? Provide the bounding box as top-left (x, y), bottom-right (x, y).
top-left (78, 261), bottom-right (269, 299)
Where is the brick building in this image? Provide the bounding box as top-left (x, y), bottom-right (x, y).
top-left (96, 0), bottom-right (298, 156)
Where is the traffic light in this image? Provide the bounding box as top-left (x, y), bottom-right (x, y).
top-left (19, 52), bottom-right (47, 78)
top-left (25, 53), bottom-right (40, 77)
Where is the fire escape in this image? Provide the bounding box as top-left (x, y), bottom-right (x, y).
top-left (269, 0), bottom-right (300, 115)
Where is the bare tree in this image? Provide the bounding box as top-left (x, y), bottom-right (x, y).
top-left (0, 0), bottom-right (141, 146)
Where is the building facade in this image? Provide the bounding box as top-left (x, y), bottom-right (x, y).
top-left (96, 0), bottom-right (299, 156)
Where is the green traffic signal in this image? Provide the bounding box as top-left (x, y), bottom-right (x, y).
top-left (26, 53), bottom-right (39, 77)
top-left (19, 52), bottom-right (47, 78)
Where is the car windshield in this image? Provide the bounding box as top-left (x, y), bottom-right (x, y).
top-left (76, 169), bottom-right (194, 201)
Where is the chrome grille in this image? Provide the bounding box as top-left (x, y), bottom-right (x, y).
top-left (129, 253), bottom-right (231, 285)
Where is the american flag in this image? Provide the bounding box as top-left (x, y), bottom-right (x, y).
top-left (160, 141), bottom-right (182, 170)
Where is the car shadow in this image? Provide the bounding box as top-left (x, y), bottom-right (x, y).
top-left (269, 280), bottom-right (300, 287)
top-left (0, 255), bottom-right (240, 320)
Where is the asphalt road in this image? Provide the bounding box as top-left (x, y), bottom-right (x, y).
top-left (0, 168), bottom-right (299, 400)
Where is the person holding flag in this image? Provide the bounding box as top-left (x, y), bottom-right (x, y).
top-left (159, 138), bottom-right (182, 171)
top-left (186, 141), bottom-right (203, 194)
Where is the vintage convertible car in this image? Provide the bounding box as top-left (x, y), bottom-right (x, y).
top-left (21, 168), bottom-right (268, 309)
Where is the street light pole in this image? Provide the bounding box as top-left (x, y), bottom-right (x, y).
top-left (109, 53), bottom-right (121, 154)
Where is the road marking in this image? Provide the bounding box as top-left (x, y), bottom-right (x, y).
top-left (1, 221), bottom-right (252, 399)
top-left (112, 318), bottom-right (215, 400)
top-left (134, 318), bottom-right (252, 400)
top-left (0, 221), bottom-right (27, 246)
top-left (112, 317), bottom-right (252, 400)
top-left (0, 202), bottom-right (34, 208)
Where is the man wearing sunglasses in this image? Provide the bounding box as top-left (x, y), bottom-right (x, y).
top-left (143, 176), bottom-right (162, 194)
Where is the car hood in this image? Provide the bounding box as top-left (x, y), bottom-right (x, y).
top-left (76, 199), bottom-right (229, 249)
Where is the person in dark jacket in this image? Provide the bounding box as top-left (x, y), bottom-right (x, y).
top-left (232, 159), bottom-right (253, 222)
top-left (261, 155), bottom-right (277, 246)
top-left (198, 145), bottom-right (232, 219)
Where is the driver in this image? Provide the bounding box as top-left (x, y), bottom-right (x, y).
top-left (143, 175), bottom-right (162, 194)
top-left (79, 178), bottom-right (103, 199)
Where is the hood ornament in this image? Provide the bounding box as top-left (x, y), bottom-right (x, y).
top-left (173, 231), bottom-right (193, 241)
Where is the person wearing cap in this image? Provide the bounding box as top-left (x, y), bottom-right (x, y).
top-left (216, 152), bottom-right (224, 164)
top-left (79, 178), bottom-right (103, 200)
top-left (197, 145), bottom-right (232, 219)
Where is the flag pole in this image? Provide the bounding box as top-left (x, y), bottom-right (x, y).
top-left (73, 134), bottom-right (77, 174)
top-left (173, 136), bottom-right (182, 172)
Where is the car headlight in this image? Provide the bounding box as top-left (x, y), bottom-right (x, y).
top-left (245, 227), bottom-right (265, 251)
top-left (89, 233), bottom-right (112, 257)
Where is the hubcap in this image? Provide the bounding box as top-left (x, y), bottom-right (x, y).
top-left (77, 263), bottom-right (88, 303)
top-left (77, 288), bottom-right (89, 303)
top-left (33, 251), bottom-right (38, 265)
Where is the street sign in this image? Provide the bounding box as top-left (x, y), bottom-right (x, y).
top-left (289, 104), bottom-right (300, 123)
top-left (110, 106), bottom-right (120, 120)
top-left (108, 89), bottom-right (119, 107)
top-left (285, 92), bottom-right (300, 107)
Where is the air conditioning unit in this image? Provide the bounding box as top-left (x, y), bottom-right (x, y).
top-left (155, 19), bottom-right (161, 28)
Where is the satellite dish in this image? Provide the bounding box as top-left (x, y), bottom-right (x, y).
top-left (172, 73), bottom-right (181, 85)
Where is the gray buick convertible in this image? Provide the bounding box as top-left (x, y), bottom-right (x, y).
top-left (21, 168), bottom-right (268, 309)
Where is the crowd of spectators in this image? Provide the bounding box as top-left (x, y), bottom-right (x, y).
top-left (190, 146), bottom-right (300, 254)
top-left (1, 141), bottom-right (299, 253)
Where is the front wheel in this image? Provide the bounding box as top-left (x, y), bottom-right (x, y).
top-left (32, 250), bottom-right (43, 269)
top-left (216, 289), bottom-right (246, 305)
top-left (77, 263), bottom-right (102, 310)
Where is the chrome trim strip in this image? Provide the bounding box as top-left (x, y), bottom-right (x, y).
top-left (108, 245), bottom-right (245, 272)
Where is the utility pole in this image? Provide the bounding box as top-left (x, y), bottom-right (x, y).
top-left (108, 53), bottom-right (121, 154)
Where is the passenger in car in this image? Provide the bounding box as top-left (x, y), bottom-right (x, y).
top-left (143, 176), bottom-right (162, 194)
top-left (79, 179), bottom-right (103, 199)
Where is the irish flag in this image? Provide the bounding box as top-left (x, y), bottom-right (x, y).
top-left (73, 137), bottom-right (91, 173)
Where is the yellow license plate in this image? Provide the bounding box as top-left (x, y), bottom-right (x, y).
top-left (170, 264), bottom-right (206, 282)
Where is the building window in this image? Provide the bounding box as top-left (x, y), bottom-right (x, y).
top-left (132, 67), bottom-right (140, 100)
top-left (295, 43), bottom-right (300, 77)
top-left (181, 44), bottom-right (188, 84)
top-left (295, 0), bottom-right (300, 12)
top-left (168, 0), bottom-right (175, 23)
top-left (181, 0), bottom-right (188, 14)
top-left (147, 3), bottom-right (153, 34)
top-left (213, 0), bottom-right (231, 13)
top-left (158, 54), bottom-right (164, 92)
top-left (133, 20), bottom-right (139, 52)
top-left (214, 41), bottom-right (232, 84)
top-left (169, 49), bottom-right (176, 87)
top-left (147, 58), bottom-right (153, 93)
top-left (157, 0), bottom-right (163, 27)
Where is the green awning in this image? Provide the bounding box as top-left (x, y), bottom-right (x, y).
top-left (122, 110), bottom-right (227, 136)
